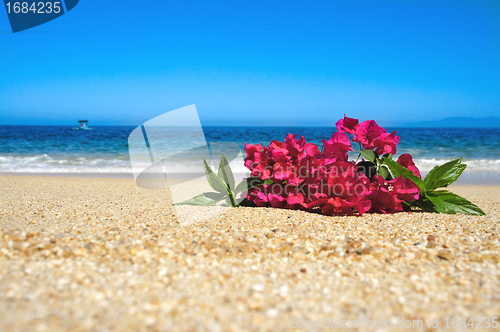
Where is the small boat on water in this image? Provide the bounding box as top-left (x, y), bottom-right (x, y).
top-left (72, 120), bottom-right (94, 130)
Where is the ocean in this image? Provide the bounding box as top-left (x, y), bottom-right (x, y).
top-left (0, 125), bottom-right (499, 184)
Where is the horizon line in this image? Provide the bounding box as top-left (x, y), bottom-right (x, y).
top-left (1, 123), bottom-right (499, 128)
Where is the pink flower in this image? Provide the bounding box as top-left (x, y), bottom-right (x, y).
top-left (373, 131), bottom-right (400, 155)
top-left (271, 162), bottom-right (293, 181)
top-left (303, 143), bottom-right (321, 158)
top-left (327, 161), bottom-right (357, 188)
top-left (367, 175), bottom-right (404, 214)
top-left (244, 143), bottom-right (263, 161)
top-left (251, 190), bottom-right (269, 207)
top-left (268, 140), bottom-right (290, 163)
top-left (268, 193), bottom-right (287, 208)
top-left (322, 132), bottom-right (353, 163)
top-left (368, 189), bottom-right (403, 214)
top-left (244, 143), bottom-right (271, 180)
top-left (287, 192), bottom-right (307, 210)
top-left (354, 120), bottom-right (386, 149)
top-left (397, 153), bottom-right (421, 178)
top-left (325, 132), bottom-right (352, 149)
top-left (299, 143), bottom-right (322, 168)
top-left (285, 134), bottom-right (306, 157)
top-left (306, 192), bottom-right (328, 210)
top-left (321, 196), bottom-right (371, 216)
top-left (349, 172), bottom-right (371, 200)
top-left (301, 159), bottom-right (328, 185)
top-left (244, 120), bottom-right (420, 217)
top-left (322, 197), bottom-right (354, 216)
top-left (271, 162), bottom-right (302, 186)
top-left (391, 176), bottom-right (420, 201)
top-left (336, 115), bottom-right (359, 134)
top-left (352, 200), bottom-right (372, 216)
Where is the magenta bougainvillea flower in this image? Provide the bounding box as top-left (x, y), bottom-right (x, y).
top-left (336, 115), bottom-right (359, 134)
top-left (179, 117), bottom-right (483, 216)
top-left (353, 120), bottom-right (387, 149)
top-left (397, 153), bottom-right (421, 178)
top-left (243, 115), bottom-right (422, 216)
top-left (373, 131), bottom-right (400, 155)
top-left (284, 134), bottom-right (306, 157)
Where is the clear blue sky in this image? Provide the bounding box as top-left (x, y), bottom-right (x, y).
top-left (1, 0), bottom-right (499, 126)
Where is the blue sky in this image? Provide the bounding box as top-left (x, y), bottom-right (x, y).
top-left (1, 0), bottom-right (499, 126)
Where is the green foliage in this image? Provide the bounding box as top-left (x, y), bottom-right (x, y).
top-left (426, 190), bottom-right (485, 216)
top-left (383, 157), bottom-right (485, 216)
top-left (217, 154), bottom-right (235, 191)
top-left (203, 159), bottom-right (227, 194)
top-left (360, 149), bottom-right (376, 163)
top-left (424, 158), bottom-right (466, 191)
top-left (177, 150), bottom-right (486, 215)
top-left (234, 177), bottom-right (273, 194)
top-left (378, 165), bottom-right (390, 179)
top-left (173, 193), bottom-right (225, 206)
top-left (383, 158), bottom-right (426, 192)
top-left (175, 154), bottom-right (270, 207)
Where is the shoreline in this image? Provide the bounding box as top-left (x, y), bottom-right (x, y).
top-left (1, 172), bottom-right (499, 186)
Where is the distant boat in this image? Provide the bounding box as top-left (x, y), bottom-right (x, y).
top-left (72, 120), bottom-right (94, 130)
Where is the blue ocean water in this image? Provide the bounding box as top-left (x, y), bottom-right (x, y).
top-left (0, 125), bottom-right (499, 182)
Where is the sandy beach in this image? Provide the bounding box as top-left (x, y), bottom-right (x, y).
top-left (0, 175), bottom-right (499, 331)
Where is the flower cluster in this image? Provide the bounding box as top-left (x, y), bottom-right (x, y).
top-left (243, 115), bottom-right (421, 216)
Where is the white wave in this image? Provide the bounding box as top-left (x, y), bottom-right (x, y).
top-left (1, 154), bottom-right (499, 177)
top-left (0, 154), bottom-right (251, 174)
top-left (0, 155), bottom-right (132, 173)
top-left (413, 158), bottom-right (500, 173)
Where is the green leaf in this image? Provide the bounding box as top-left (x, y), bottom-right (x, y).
top-left (234, 178), bottom-right (249, 194)
top-left (203, 159), bottom-right (228, 194)
top-left (173, 192), bottom-right (226, 206)
top-left (360, 149), bottom-right (376, 163)
top-left (414, 197), bottom-right (439, 213)
top-left (234, 177), bottom-right (274, 194)
top-left (424, 158), bottom-right (467, 191)
top-left (225, 195), bottom-right (239, 207)
top-left (383, 153), bottom-right (393, 160)
top-left (216, 154), bottom-right (238, 207)
top-left (384, 158), bottom-right (425, 192)
top-left (217, 154), bottom-right (235, 190)
top-left (203, 192), bottom-right (227, 201)
top-left (378, 165), bottom-right (390, 179)
top-left (426, 190), bottom-right (485, 216)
